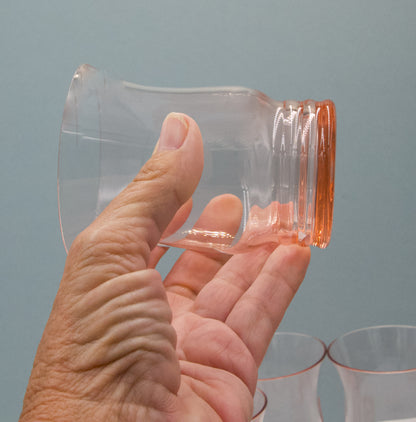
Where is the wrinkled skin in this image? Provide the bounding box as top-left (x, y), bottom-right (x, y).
top-left (20, 114), bottom-right (310, 422)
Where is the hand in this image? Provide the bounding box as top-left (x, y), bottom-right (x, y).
top-left (20, 113), bottom-right (310, 422)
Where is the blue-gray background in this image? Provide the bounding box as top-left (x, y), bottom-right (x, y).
top-left (1, 1), bottom-right (415, 420)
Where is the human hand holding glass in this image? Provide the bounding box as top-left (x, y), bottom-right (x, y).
top-left (19, 113), bottom-right (310, 422)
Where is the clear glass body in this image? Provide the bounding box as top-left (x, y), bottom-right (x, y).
top-left (257, 332), bottom-right (326, 421)
top-left (328, 325), bottom-right (416, 421)
top-left (59, 64), bottom-right (336, 253)
top-left (252, 388), bottom-right (267, 422)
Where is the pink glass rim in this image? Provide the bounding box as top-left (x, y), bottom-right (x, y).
top-left (252, 388), bottom-right (267, 420)
top-left (259, 332), bottom-right (327, 381)
top-left (328, 324), bottom-right (416, 374)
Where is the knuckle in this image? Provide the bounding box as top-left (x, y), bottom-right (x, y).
top-left (133, 155), bottom-right (172, 184)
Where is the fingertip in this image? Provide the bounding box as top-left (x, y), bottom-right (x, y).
top-left (182, 114), bottom-right (204, 151)
top-left (274, 244), bottom-right (311, 278)
top-left (279, 243), bottom-right (311, 261)
top-left (158, 113), bottom-right (190, 151)
top-left (170, 113), bottom-right (204, 201)
top-left (154, 112), bottom-right (202, 155)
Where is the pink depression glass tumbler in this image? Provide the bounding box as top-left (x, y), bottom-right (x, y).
top-left (328, 325), bottom-right (416, 421)
top-left (58, 64), bottom-right (336, 254)
top-left (252, 388), bottom-right (267, 422)
top-left (257, 332), bottom-right (326, 421)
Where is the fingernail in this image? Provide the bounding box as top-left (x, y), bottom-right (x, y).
top-left (158, 113), bottom-right (189, 151)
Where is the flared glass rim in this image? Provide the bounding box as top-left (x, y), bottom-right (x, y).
top-left (252, 388), bottom-right (268, 420)
top-left (259, 332), bottom-right (327, 381)
top-left (328, 324), bottom-right (416, 374)
top-left (57, 70), bottom-right (78, 254)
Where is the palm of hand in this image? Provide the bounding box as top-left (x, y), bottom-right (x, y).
top-left (166, 248), bottom-right (269, 422)
top-left (164, 239), bottom-right (310, 422)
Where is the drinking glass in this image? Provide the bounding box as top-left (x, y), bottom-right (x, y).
top-left (59, 64), bottom-right (336, 253)
top-left (328, 325), bottom-right (416, 421)
top-left (252, 388), bottom-right (267, 422)
top-left (257, 332), bottom-right (326, 421)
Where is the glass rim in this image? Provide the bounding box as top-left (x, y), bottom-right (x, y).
top-left (327, 324), bottom-right (416, 374)
top-left (252, 388), bottom-right (268, 420)
top-left (259, 332), bottom-right (327, 381)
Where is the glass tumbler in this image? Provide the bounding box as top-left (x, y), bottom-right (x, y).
top-left (257, 332), bottom-right (326, 421)
top-left (59, 64), bottom-right (336, 254)
top-left (252, 388), bottom-right (268, 422)
top-left (328, 325), bottom-right (416, 421)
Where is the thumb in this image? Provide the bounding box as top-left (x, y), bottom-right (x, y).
top-left (66, 112), bottom-right (204, 280)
